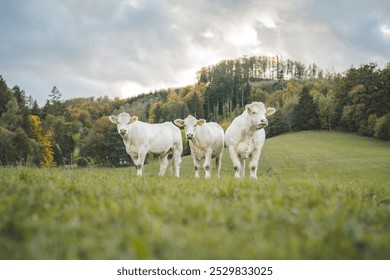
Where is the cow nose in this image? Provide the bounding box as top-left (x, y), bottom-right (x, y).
top-left (260, 119), bottom-right (268, 125)
top-left (120, 129), bottom-right (126, 134)
top-left (186, 133), bottom-right (193, 139)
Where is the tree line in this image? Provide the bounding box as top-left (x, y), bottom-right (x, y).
top-left (1, 56), bottom-right (389, 167)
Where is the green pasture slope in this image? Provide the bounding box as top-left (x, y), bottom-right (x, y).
top-left (0, 131), bottom-right (389, 259)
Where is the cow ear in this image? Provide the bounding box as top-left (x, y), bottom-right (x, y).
top-left (174, 119), bottom-right (185, 127)
top-left (266, 107), bottom-right (276, 116)
top-left (130, 116), bottom-right (138, 124)
top-left (245, 104), bottom-right (253, 113)
top-left (197, 119), bottom-right (206, 126)
top-left (109, 115), bottom-right (118, 124)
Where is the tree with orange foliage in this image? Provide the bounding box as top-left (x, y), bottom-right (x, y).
top-left (28, 115), bottom-right (54, 166)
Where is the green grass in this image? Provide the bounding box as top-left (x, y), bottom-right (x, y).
top-left (0, 131), bottom-right (389, 259)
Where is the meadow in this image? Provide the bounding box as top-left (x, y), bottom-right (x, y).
top-left (0, 131), bottom-right (389, 259)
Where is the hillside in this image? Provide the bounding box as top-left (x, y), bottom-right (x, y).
top-left (151, 131), bottom-right (390, 183)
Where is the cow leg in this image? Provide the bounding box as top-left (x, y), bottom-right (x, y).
top-left (158, 153), bottom-right (169, 176)
top-left (203, 149), bottom-right (213, 179)
top-left (215, 154), bottom-right (222, 179)
top-left (134, 151), bottom-right (146, 176)
top-left (228, 145), bottom-right (242, 179)
top-left (192, 157), bottom-right (201, 178)
top-left (132, 155), bottom-right (142, 176)
top-left (249, 149), bottom-right (261, 180)
top-left (188, 142), bottom-right (200, 178)
top-left (239, 158), bottom-right (246, 178)
top-left (172, 145), bottom-right (182, 178)
top-left (189, 150), bottom-right (200, 178)
top-left (130, 155), bottom-right (141, 176)
top-left (249, 161), bottom-right (258, 179)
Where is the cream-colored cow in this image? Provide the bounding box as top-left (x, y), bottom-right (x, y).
top-left (224, 102), bottom-right (275, 179)
top-left (109, 112), bottom-right (182, 177)
top-left (174, 115), bottom-right (224, 179)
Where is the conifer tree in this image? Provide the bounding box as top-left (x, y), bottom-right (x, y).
top-left (292, 86), bottom-right (319, 131)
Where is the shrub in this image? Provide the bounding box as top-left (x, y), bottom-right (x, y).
top-left (374, 113), bottom-right (390, 140)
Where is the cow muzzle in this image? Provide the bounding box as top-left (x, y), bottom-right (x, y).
top-left (119, 129), bottom-right (127, 136)
top-left (186, 133), bottom-right (194, 140)
top-left (255, 119), bottom-right (268, 129)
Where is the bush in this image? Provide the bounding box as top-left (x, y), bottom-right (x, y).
top-left (366, 114), bottom-right (378, 137)
top-left (374, 113), bottom-right (390, 140)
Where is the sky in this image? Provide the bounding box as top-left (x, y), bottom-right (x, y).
top-left (1, 0), bottom-right (390, 106)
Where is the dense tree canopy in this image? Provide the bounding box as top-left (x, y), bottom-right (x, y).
top-left (0, 57), bottom-right (389, 167)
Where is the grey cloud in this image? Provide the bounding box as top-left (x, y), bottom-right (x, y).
top-left (306, 0), bottom-right (390, 63)
top-left (0, 0), bottom-right (389, 105)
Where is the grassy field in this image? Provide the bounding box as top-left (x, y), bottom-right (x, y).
top-left (0, 131), bottom-right (389, 259)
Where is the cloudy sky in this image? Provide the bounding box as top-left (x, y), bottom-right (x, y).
top-left (1, 0), bottom-right (389, 105)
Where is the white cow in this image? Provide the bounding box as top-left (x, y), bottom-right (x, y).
top-left (174, 115), bottom-right (224, 179)
top-left (109, 112), bottom-right (183, 177)
top-left (224, 102), bottom-right (275, 179)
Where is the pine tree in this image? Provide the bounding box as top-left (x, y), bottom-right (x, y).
top-left (292, 86), bottom-right (319, 131)
top-left (49, 86), bottom-right (62, 102)
top-left (0, 75), bottom-right (11, 115)
top-left (42, 86), bottom-right (65, 116)
top-left (266, 103), bottom-right (287, 137)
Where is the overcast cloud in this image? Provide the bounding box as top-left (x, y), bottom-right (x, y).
top-left (0, 0), bottom-right (389, 105)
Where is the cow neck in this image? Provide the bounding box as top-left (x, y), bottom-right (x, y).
top-left (189, 136), bottom-right (200, 146)
top-left (245, 126), bottom-right (257, 137)
top-left (121, 133), bottom-right (129, 141)
top-left (121, 123), bottom-right (135, 141)
top-left (242, 112), bottom-right (257, 136)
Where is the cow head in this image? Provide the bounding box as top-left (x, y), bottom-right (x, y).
top-left (174, 115), bottom-right (206, 140)
top-left (245, 102), bottom-right (276, 130)
top-left (109, 112), bottom-right (138, 137)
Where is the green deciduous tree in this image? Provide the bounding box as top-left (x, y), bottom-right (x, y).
top-left (374, 113), bottom-right (390, 140)
top-left (0, 126), bottom-right (39, 166)
top-left (0, 97), bottom-right (22, 131)
top-left (317, 90), bottom-right (337, 130)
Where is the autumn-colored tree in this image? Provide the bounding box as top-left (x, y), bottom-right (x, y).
top-left (28, 115), bottom-right (54, 166)
top-left (148, 101), bottom-right (163, 123)
top-left (44, 114), bottom-right (81, 165)
top-left (181, 85), bottom-right (205, 118)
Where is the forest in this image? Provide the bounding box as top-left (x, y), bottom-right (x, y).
top-left (1, 55), bottom-right (390, 167)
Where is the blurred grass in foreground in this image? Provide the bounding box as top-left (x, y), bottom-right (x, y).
top-left (0, 131), bottom-right (389, 259)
